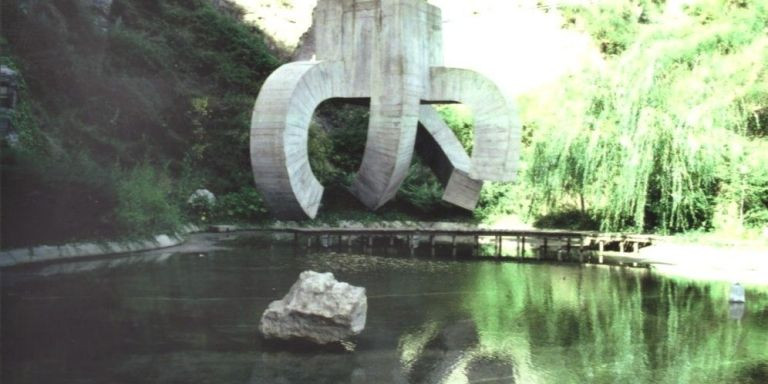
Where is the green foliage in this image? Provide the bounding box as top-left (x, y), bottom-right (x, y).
top-left (186, 194), bottom-right (216, 224)
top-left (533, 209), bottom-right (600, 231)
top-left (436, 105), bottom-right (474, 153)
top-left (321, 102), bottom-right (370, 173)
top-left (525, 0), bottom-right (768, 233)
top-left (1, 0), bottom-right (281, 244)
top-left (115, 163), bottom-right (182, 235)
top-left (215, 188), bottom-right (268, 222)
top-left (560, 1), bottom-right (654, 56)
top-left (5, 0), bottom-right (767, 239)
top-left (398, 161), bottom-right (446, 213)
top-left (5, 0), bottom-right (279, 175)
top-left (107, 27), bottom-right (172, 73)
top-left (1, 67), bottom-right (49, 152)
top-left (307, 123), bottom-right (339, 184)
top-left (474, 182), bottom-right (520, 221)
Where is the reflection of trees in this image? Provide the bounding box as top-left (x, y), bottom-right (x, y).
top-left (398, 264), bottom-right (768, 383)
top-left (458, 264), bottom-right (768, 384)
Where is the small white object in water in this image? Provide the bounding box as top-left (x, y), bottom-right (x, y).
top-left (729, 282), bottom-right (746, 303)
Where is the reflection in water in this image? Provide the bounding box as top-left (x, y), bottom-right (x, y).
top-left (730, 303), bottom-right (746, 321)
top-left (2, 236), bottom-right (768, 384)
top-left (35, 252), bottom-right (175, 276)
top-left (455, 264), bottom-right (768, 384)
top-left (249, 351), bottom-right (364, 384)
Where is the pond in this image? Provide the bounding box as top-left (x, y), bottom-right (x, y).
top-left (2, 232), bottom-right (767, 384)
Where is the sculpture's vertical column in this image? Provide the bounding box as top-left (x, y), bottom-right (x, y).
top-left (351, 0), bottom-right (428, 209)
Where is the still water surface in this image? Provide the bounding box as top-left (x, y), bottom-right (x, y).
top-left (2, 233), bottom-right (767, 383)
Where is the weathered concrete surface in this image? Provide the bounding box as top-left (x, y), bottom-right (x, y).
top-left (259, 271), bottom-right (367, 344)
top-left (251, 61), bottom-right (345, 219)
top-left (250, 0), bottom-right (520, 219)
top-left (426, 67), bottom-right (521, 181)
top-left (416, 105), bottom-right (483, 210)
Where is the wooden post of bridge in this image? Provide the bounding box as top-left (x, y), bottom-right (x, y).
top-left (496, 235), bottom-right (502, 258)
top-left (474, 235), bottom-right (479, 257)
top-left (521, 236), bottom-right (526, 259)
top-left (542, 237), bottom-right (548, 260)
top-left (451, 235), bottom-right (457, 258)
top-left (430, 235), bottom-right (436, 257)
top-left (407, 234), bottom-right (414, 256)
top-left (598, 240), bottom-right (605, 263)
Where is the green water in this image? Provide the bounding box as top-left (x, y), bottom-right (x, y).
top-left (2, 233), bottom-right (767, 383)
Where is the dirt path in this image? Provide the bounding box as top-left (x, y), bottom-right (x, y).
top-left (639, 242), bottom-right (768, 287)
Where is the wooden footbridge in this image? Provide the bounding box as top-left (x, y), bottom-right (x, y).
top-left (282, 227), bottom-right (655, 265)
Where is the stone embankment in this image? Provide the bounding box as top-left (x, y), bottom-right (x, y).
top-left (0, 225), bottom-right (199, 267)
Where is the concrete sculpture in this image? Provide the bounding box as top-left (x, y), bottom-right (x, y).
top-left (251, 0), bottom-right (521, 219)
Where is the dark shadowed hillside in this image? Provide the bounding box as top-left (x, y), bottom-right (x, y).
top-left (1, 0), bottom-right (279, 247)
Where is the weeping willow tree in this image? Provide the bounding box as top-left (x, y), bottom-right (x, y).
top-left (524, 0), bottom-right (768, 233)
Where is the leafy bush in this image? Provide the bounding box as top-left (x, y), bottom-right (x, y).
top-left (474, 181), bottom-right (528, 222)
top-left (186, 193), bottom-right (216, 224)
top-left (533, 209), bottom-right (600, 231)
top-left (307, 122), bottom-right (339, 184)
top-left (115, 164), bottom-right (182, 235)
top-left (322, 101), bottom-right (369, 173)
top-left (397, 161), bottom-right (446, 213)
top-left (436, 104), bottom-right (474, 153)
top-left (215, 187), bottom-right (268, 222)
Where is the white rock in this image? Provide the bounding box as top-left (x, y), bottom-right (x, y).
top-left (187, 189), bottom-right (216, 205)
top-left (259, 271), bottom-right (367, 344)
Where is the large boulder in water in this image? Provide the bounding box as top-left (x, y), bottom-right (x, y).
top-left (259, 271), bottom-right (367, 344)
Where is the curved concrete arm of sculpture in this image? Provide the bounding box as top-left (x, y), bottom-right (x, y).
top-left (349, 77), bottom-right (422, 211)
top-left (427, 67), bottom-right (522, 181)
top-left (250, 61), bottom-right (343, 219)
top-left (416, 106), bottom-right (483, 211)
top-left (250, 63), bottom-right (519, 219)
